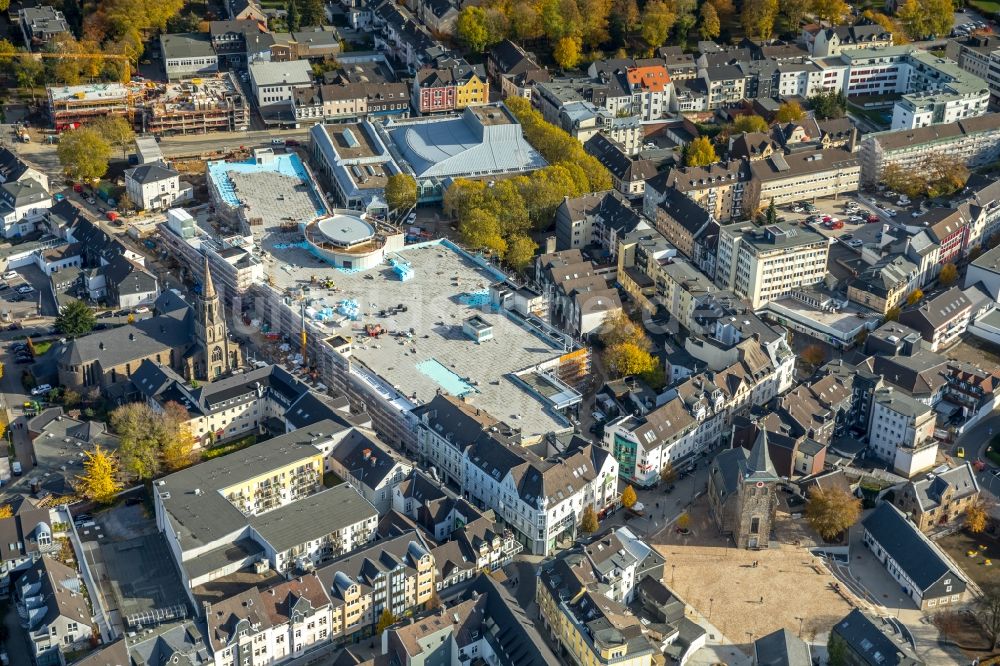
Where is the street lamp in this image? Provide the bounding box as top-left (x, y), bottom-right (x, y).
top-left (795, 616), bottom-right (804, 637)
top-left (709, 597), bottom-right (714, 619)
top-left (671, 564), bottom-right (675, 586)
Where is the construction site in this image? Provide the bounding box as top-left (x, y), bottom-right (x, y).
top-left (46, 73), bottom-right (249, 136)
top-left (141, 73), bottom-right (250, 136)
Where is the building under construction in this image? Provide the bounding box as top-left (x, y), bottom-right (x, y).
top-left (141, 73), bottom-right (250, 136)
top-left (47, 83), bottom-right (135, 130)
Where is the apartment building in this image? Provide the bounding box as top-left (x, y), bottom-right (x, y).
top-left (554, 190), bottom-right (649, 257)
top-left (205, 574), bottom-right (333, 666)
top-left (537, 529), bottom-right (661, 666)
top-left (317, 531), bottom-right (435, 643)
top-left (583, 133), bottom-right (657, 198)
top-left (536, 253), bottom-right (623, 338)
top-left (249, 60), bottom-right (313, 107)
top-left (744, 148), bottom-right (860, 212)
top-left (847, 254), bottom-right (919, 314)
top-left (412, 59), bottom-right (489, 114)
top-left (294, 82), bottom-right (410, 122)
top-left (604, 396), bottom-right (699, 486)
top-left (654, 258), bottom-right (718, 332)
top-left (645, 160), bottom-right (750, 223)
top-left (15, 556), bottom-right (93, 666)
top-left (946, 35), bottom-right (1000, 104)
top-left (714, 222), bottom-right (830, 309)
top-left (868, 386), bottom-right (938, 478)
top-left (898, 286), bottom-right (973, 352)
top-left (326, 428), bottom-right (412, 512)
top-left (486, 40), bottom-right (550, 100)
top-left (859, 113), bottom-right (1000, 186)
top-left (153, 424), bottom-right (379, 600)
top-left (47, 83), bottom-right (131, 131)
top-left (807, 24), bottom-right (892, 56)
top-left (160, 32), bottom-right (220, 81)
top-left (894, 462), bottom-right (980, 532)
top-left (18, 6), bottom-right (69, 50)
top-left (0, 178), bottom-right (52, 238)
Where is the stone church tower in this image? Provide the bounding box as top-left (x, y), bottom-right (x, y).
top-left (734, 428), bottom-right (779, 549)
top-left (191, 255), bottom-right (240, 380)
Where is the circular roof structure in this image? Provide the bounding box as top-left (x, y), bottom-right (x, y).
top-left (315, 213), bottom-right (375, 248)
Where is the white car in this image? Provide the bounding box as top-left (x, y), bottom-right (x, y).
top-left (885, 210), bottom-right (897, 217)
top-left (17, 285), bottom-right (34, 294)
top-left (31, 384), bottom-right (52, 396)
top-left (849, 239), bottom-right (863, 247)
top-left (134, 306), bottom-right (150, 314)
top-left (1, 271), bottom-right (16, 280)
top-left (848, 216), bottom-right (863, 223)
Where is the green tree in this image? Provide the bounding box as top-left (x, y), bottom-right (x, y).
top-left (55, 300), bottom-right (97, 338)
top-left (376, 609), bottom-right (397, 634)
top-left (828, 633), bottom-right (848, 666)
top-left (640, 0), bottom-right (676, 50)
top-left (605, 341), bottom-right (656, 377)
top-left (93, 115), bottom-right (137, 160)
top-left (287, 0), bottom-right (300, 31)
top-left (457, 6), bottom-right (490, 51)
top-left (677, 513), bottom-right (691, 531)
top-left (709, 0), bottom-right (735, 20)
top-left (938, 262), bottom-right (958, 287)
top-left (621, 484), bottom-right (638, 509)
top-left (895, 0), bottom-right (951, 40)
top-left (580, 505), bottom-right (599, 533)
top-left (697, 2), bottom-right (720, 40)
top-left (885, 306), bottom-right (901, 322)
top-left (741, 0), bottom-right (778, 40)
top-left (553, 36), bottom-right (582, 69)
top-left (298, 0), bottom-right (325, 25)
top-left (765, 199), bottom-right (777, 224)
top-left (801, 344), bottom-right (827, 369)
top-left (684, 136), bottom-right (719, 167)
top-left (778, 0), bottom-right (810, 33)
top-left (808, 90), bottom-right (847, 119)
top-left (15, 54), bottom-right (44, 100)
top-left (0, 39), bottom-right (15, 67)
top-left (57, 128), bottom-right (111, 183)
top-left (110, 403), bottom-right (162, 480)
top-left (775, 101), bottom-right (806, 123)
top-left (505, 234), bottom-right (537, 271)
top-left (75, 445), bottom-right (122, 504)
top-left (734, 114), bottom-right (768, 133)
top-left (384, 174), bottom-right (417, 216)
top-left (161, 401), bottom-right (197, 472)
top-left (805, 486), bottom-right (861, 541)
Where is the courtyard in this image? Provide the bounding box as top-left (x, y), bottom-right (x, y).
top-left (938, 528), bottom-right (1000, 591)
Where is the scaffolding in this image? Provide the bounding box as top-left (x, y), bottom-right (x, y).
top-left (141, 72), bottom-right (250, 136)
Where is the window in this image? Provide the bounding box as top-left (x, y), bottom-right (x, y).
top-left (750, 517), bottom-right (760, 534)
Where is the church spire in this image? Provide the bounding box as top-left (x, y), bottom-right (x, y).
top-left (202, 254), bottom-right (215, 300)
top-left (745, 426), bottom-right (778, 481)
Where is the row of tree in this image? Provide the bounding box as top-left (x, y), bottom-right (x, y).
top-left (881, 153), bottom-right (969, 200)
top-left (444, 97), bottom-right (611, 268)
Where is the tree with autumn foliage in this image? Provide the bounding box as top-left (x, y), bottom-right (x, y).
top-left (938, 263), bottom-right (958, 287)
top-left (621, 484), bottom-right (638, 509)
top-left (906, 289), bottom-right (924, 305)
top-left (805, 486), bottom-right (861, 542)
top-left (734, 114), bottom-right (769, 133)
top-left (76, 445), bottom-right (122, 504)
top-left (580, 505), bottom-right (600, 533)
top-left (684, 136), bottom-right (719, 167)
top-left (775, 101), bottom-right (806, 123)
top-left (966, 499), bottom-right (989, 534)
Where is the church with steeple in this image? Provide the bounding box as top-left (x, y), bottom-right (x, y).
top-left (707, 427), bottom-right (780, 549)
top-left (185, 255), bottom-right (240, 381)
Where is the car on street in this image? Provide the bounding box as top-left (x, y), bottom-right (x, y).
top-left (31, 384), bottom-right (52, 396)
top-left (841, 233), bottom-right (853, 241)
top-left (958, 446), bottom-right (965, 458)
top-left (134, 306), bottom-right (150, 314)
top-left (885, 210), bottom-right (897, 217)
top-left (87, 197), bottom-right (96, 205)
top-left (11, 462), bottom-right (21, 476)
top-left (849, 239), bottom-right (863, 248)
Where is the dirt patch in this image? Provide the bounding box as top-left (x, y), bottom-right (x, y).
top-left (654, 497), bottom-right (856, 646)
top-left (938, 529), bottom-right (1000, 590)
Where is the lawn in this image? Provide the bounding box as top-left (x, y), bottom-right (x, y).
top-left (938, 529), bottom-right (1000, 590)
top-left (970, 0), bottom-right (1000, 14)
top-left (202, 434), bottom-right (257, 460)
top-left (32, 340), bottom-right (52, 356)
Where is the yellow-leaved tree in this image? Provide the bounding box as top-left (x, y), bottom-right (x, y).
top-left (76, 445), bottom-right (122, 504)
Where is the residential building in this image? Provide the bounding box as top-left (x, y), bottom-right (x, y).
top-left (753, 629), bottom-right (812, 666)
top-left (412, 59), bottom-right (489, 114)
top-left (487, 40), bottom-right (550, 100)
top-left (898, 286), bottom-right (973, 352)
top-left (160, 32), bottom-right (220, 80)
top-left (645, 160), bottom-right (750, 223)
top-left (0, 178), bottom-right (52, 238)
top-left (124, 163), bottom-right (193, 212)
top-left (270, 27), bottom-right (341, 62)
top-left (966, 242), bottom-right (1000, 301)
top-left (867, 387), bottom-right (938, 478)
top-left (714, 221), bottom-right (829, 309)
top-left (537, 529), bottom-right (660, 666)
top-left (862, 502), bottom-right (967, 609)
top-left (808, 24), bottom-right (892, 56)
top-left (847, 254), bottom-right (918, 315)
top-left (554, 190), bottom-right (649, 257)
top-left (923, 207), bottom-right (971, 265)
top-left (859, 114), bottom-right (1000, 187)
top-left (0, 498), bottom-right (58, 598)
top-left (894, 462), bottom-right (980, 532)
top-left (317, 530), bottom-right (435, 643)
top-left (830, 609), bottom-right (924, 666)
top-left (946, 35), bottom-right (1000, 104)
top-left (249, 60), bottom-right (314, 107)
top-left (604, 396), bottom-right (699, 486)
top-left (649, 188), bottom-right (714, 270)
top-left (15, 556), bottom-right (93, 666)
top-left (205, 573), bottom-right (333, 666)
top-left (535, 249), bottom-right (622, 337)
top-left (0, 148), bottom-right (49, 192)
top-left (152, 423), bottom-right (379, 599)
top-left (744, 147), bottom-right (860, 212)
top-left (228, 0), bottom-right (266, 22)
top-left (294, 82), bottom-right (410, 123)
top-left (209, 19), bottom-right (266, 68)
top-left (583, 133), bottom-right (656, 199)
top-left (18, 6), bottom-right (68, 51)
top-left (707, 427), bottom-right (780, 549)
top-left (327, 428), bottom-right (412, 513)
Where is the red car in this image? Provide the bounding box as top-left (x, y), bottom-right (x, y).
top-left (866, 214), bottom-right (880, 223)
top-left (73, 183), bottom-right (83, 193)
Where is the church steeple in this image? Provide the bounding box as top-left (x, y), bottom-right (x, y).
top-left (202, 254), bottom-right (216, 300)
top-left (744, 427), bottom-right (778, 482)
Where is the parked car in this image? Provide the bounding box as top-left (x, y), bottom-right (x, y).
top-left (87, 197), bottom-right (96, 205)
top-left (841, 234), bottom-right (854, 241)
top-left (17, 285), bottom-right (34, 294)
top-left (134, 306), bottom-right (150, 314)
top-left (31, 384), bottom-right (52, 396)
top-left (1, 271), bottom-right (17, 280)
top-left (885, 210), bottom-right (897, 217)
top-left (11, 462), bottom-right (21, 476)
top-left (849, 239), bottom-right (863, 247)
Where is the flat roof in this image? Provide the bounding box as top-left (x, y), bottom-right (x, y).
top-left (248, 483), bottom-right (377, 553)
top-left (315, 214), bottom-right (375, 246)
top-left (208, 153), bottom-right (326, 224)
top-left (48, 83), bottom-right (128, 103)
top-left (262, 240), bottom-right (572, 438)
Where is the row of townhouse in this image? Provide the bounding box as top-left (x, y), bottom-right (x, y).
top-left (414, 393), bottom-right (620, 556)
top-left (533, 249), bottom-right (623, 338)
top-left (291, 81), bottom-right (411, 123)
